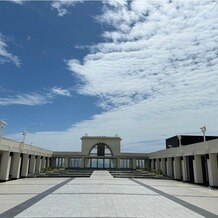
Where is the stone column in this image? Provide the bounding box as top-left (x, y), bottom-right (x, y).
top-left (207, 153), bottom-right (218, 187)
top-left (11, 153), bottom-right (21, 179)
top-left (112, 159), bottom-right (117, 168)
top-left (116, 158), bottom-right (120, 169)
top-left (35, 156), bottom-right (41, 173)
top-left (45, 157), bottom-right (48, 168)
top-left (151, 159), bottom-right (155, 170)
top-left (84, 158), bottom-right (89, 168)
top-left (41, 156), bottom-right (46, 169)
top-left (29, 155), bottom-right (36, 174)
top-left (81, 157), bottom-right (85, 168)
top-left (160, 158), bottom-right (166, 175)
top-left (132, 158), bottom-right (136, 170)
top-left (156, 158), bottom-right (160, 171)
top-left (174, 157), bottom-right (181, 180)
top-left (0, 151), bottom-right (11, 181)
top-left (193, 155), bottom-right (203, 184)
top-left (64, 157), bottom-right (69, 168)
top-left (166, 157), bottom-right (173, 177)
top-left (21, 154), bottom-right (29, 177)
top-left (182, 156), bottom-right (188, 181)
top-left (51, 157), bottom-right (57, 168)
top-left (145, 159), bottom-right (149, 170)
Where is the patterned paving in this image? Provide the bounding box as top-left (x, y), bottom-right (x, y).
top-left (0, 171), bottom-right (217, 217)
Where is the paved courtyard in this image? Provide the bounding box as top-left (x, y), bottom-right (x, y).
top-left (0, 171), bottom-right (217, 218)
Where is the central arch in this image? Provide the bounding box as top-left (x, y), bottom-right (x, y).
top-left (89, 143), bottom-right (113, 157)
top-left (87, 143), bottom-right (116, 169)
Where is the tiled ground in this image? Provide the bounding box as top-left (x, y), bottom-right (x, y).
top-left (0, 171), bottom-right (217, 217)
top-left (0, 178), bottom-right (67, 214)
top-left (135, 179), bottom-right (218, 216)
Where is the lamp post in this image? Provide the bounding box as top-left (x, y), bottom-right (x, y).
top-left (177, 135), bottom-right (182, 147)
top-left (22, 130), bottom-right (27, 144)
top-left (0, 120), bottom-right (7, 141)
top-left (200, 126), bottom-right (206, 142)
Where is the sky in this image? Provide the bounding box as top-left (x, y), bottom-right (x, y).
top-left (0, 0), bottom-right (217, 153)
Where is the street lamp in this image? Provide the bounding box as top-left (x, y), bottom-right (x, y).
top-left (177, 135), bottom-right (182, 146)
top-left (200, 126), bottom-right (207, 142)
top-left (22, 130), bottom-right (27, 144)
top-left (0, 120), bottom-right (7, 138)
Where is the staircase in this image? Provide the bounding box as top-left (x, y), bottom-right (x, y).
top-left (30, 168), bottom-right (94, 178)
top-left (109, 169), bottom-right (167, 179)
top-left (30, 168), bottom-right (167, 179)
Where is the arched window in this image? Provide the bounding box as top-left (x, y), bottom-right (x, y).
top-left (89, 143), bottom-right (113, 157)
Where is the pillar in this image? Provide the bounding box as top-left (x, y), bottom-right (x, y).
top-left (84, 158), bottom-right (89, 168)
top-left (182, 156), bottom-right (188, 181)
top-left (207, 153), bottom-right (218, 187)
top-left (132, 158), bottom-right (136, 170)
top-left (64, 157), bottom-right (69, 168)
top-left (151, 159), bottom-right (155, 170)
top-left (11, 153), bottom-right (21, 179)
top-left (0, 151), bottom-right (11, 181)
top-left (193, 155), bottom-right (203, 184)
top-left (47, 157), bottom-right (51, 168)
top-left (166, 157), bottom-right (173, 177)
top-left (156, 158), bottom-right (160, 171)
top-left (45, 157), bottom-right (48, 168)
top-left (116, 158), bottom-right (120, 169)
top-left (80, 157), bottom-right (84, 168)
top-left (29, 155), bottom-right (36, 174)
top-left (21, 154), bottom-right (29, 177)
top-left (112, 159), bottom-right (117, 168)
top-left (41, 156), bottom-right (46, 169)
top-left (161, 158), bottom-right (166, 175)
top-left (35, 156), bottom-right (41, 173)
top-left (174, 157), bottom-right (181, 180)
top-left (51, 157), bottom-right (57, 168)
top-left (145, 159), bottom-right (149, 170)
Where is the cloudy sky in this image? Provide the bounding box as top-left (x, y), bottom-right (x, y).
top-left (0, 0), bottom-right (217, 152)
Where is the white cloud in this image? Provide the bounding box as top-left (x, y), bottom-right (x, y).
top-left (51, 0), bottom-right (83, 16)
top-left (0, 34), bottom-right (20, 66)
top-left (8, 0), bottom-right (218, 152)
top-left (51, 87), bottom-right (71, 97)
top-left (8, 0), bottom-right (82, 16)
top-left (0, 93), bottom-right (50, 106)
top-left (8, 0), bottom-right (24, 4)
top-left (0, 87), bottom-right (71, 106)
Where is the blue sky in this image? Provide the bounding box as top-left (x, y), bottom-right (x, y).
top-left (0, 0), bottom-right (217, 152)
top-left (0, 1), bottom-right (102, 131)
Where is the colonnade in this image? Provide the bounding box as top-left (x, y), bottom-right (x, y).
top-left (0, 137), bottom-right (53, 182)
top-left (0, 151), bottom-right (51, 181)
top-left (52, 157), bottom-right (147, 169)
top-left (149, 153), bottom-right (218, 187)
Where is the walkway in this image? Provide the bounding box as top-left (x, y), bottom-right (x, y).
top-left (0, 171), bottom-right (217, 217)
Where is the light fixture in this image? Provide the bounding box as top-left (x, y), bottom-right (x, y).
top-left (200, 125), bottom-right (207, 142)
top-left (177, 135), bottom-right (182, 146)
top-left (22, 130), bottom-right (27, 144)
top-left (0, 120), bottom-right (7, 129)
top-left (0, 120), bottom-right (7, 139)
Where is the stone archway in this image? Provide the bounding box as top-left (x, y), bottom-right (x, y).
top-left (89, 143), bottom-right (113, 157)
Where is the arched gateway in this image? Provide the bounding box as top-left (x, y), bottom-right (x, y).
top-left (81, 136), bottom-right (121, 169)
top-left (53, 135), bottom-right (147, 169)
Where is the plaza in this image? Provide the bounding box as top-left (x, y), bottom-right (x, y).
top-left (1, 135), bottom-right (218, 187)
top-left (0, 135), bottom-right (218, 217)
top-left (1, 0), bottom-right (218, 217)
top-left (0, 171), bottom-right (217, 217)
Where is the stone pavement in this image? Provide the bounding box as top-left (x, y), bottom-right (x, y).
top-left (0, 171), bottom-right (217, 217)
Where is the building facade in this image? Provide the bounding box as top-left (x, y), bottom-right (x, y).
top-left (0, 137), bottom-right (52, 182)
top-left (0, 135), bottom-right (217, 187)
top-left (52, 136), bottom-right (147, 170)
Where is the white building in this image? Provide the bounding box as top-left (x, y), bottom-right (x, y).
top-left (0, 135), bottom-right (218, 187)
